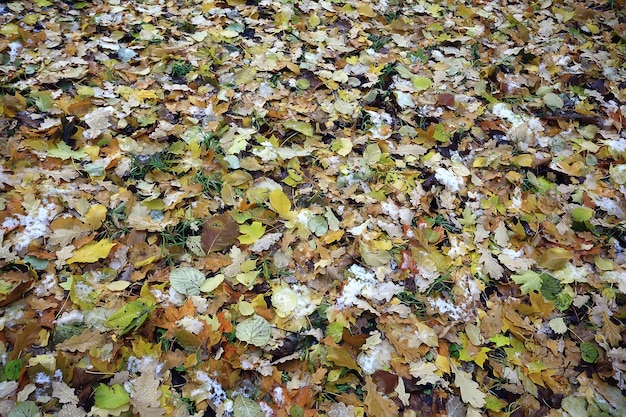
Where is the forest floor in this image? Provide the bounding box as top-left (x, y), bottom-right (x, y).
top-left (1, 0), bottom-right (626, 416)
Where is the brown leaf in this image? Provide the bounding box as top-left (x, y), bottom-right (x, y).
top-left (58, 329), bottom-right (106, 353)
top-left (436, 93), bottom-right (455, 108)
top-left (201, 213), bottom-right (240, 253)
top-left (364, 375), bottom-right (399, 417)
top-left (602, 313), bottom-right (622, 347)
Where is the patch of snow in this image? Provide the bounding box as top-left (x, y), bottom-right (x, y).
top-left (593, 196), bottom-right (624, 218)
top-left (190, 371), bottom-right (227, 406)
top-left (2, 202), bottom-right (57, 251)
top-left (34, 274), bottom-right (57, 297)
top-left (492, 103), bottom-right (526, 128)
top-left (434, 167), bottom-right (465, 192)
top-left (336, 265), bottom-right (403, 310)
top-left (35, 372), bottom-right (51, 385)
top-left (272, 387), bottom-right (284, 406)
top-left (176, 317), bottom-right (205, 335)
top-left (357, 337), bottom-right (393, 374)
top-left (260, 401), bottom-right (274, 417)
top-left (55, 310), bottom-right (83, 326)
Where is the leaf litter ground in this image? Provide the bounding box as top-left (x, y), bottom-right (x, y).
top-left (1, 0), bottom-right (626, 416)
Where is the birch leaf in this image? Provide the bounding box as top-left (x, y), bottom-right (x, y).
top-left (170, 267), bottom-right (206, 296)
top-left (236, 314), bottom-right (270, 347)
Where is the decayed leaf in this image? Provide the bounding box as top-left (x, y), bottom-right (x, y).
top-left (326, 346), bottom-right (361, 372)
top-left (129, 373), bottom-right (164, 417)
top-left (51, 382), bottom-right (79, 405)
top-left (538, 247), bottom-right (572, 270)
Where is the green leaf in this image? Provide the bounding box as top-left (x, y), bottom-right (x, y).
top-left (432, 123), bottom-right (450, 143)
top-left (47, 142), bottom-right (88, 161)
top-left (571, 207), bottom-right (593, 222)
top-left (511, 270), bottom-right (542, 294)
top-left (238, 221), bottom-right (266, 245)
top-left (93, 384), bottom-right (130, 409)
top-left (5, 359), bottom-right (22, 380)
top-left (32, 91), bottom-right (53, 112)
top-left (200, 273), bottom-right (225, 294)
top-left (236, 314), bottom-right (271, 347)
top-left (104, 299), bottom-right (154, 335)
top-left (283, 120), bottom-right (314, 137)
top-left (549, 317), bottom-right (568, 334)
top-left (411, 76), bottom-right (432, 90)
top-left (543, 92), bottom-right (564, 109)
top-left (326, 322), bottom-right (344, 343)
top-left (555, 292), bottom-right (573, 312)
top-left (540, 273), bottom-right (562, 300)
top-left (8, 401), bottom-right (40, 417)
top-left (489, 334), bottom-right (511, 347)
top-left (233, 395), bottom-right (264, 417)
top-left (290, 405), bottom-right (304, 417)
top-left (580, 342), bottom-right (599, 363)
top-left (308, 215), bottom-right (328, 237)
top-left (170, 267), bottom-right (207, 296)
top-left (363, 143), bottom-right (382, 166)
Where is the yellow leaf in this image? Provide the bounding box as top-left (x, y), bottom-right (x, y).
top-left (85, 204), bottom-right (107, 230)
top-left (326, 346), bottom-right (361, 372)
top-left (133, 89), bottom-right (159, 103)
top-left (435, 354), bottom-right (450, 374)
top-left (510, 154), bottom-right (533, 167)
top-left (106, 281), bottom-right (131, 291)
top-left (67, 240), bottom-right (116, 264)
top-left (239, 221), bottom-right (266, 244)
top-left (269, 188), bottom-right (291, 218)
top-left (538, 247), bottom-right (572, 270)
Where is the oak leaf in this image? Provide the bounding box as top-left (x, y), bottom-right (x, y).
top-left (57, 329), bottom-right (106, 353)
top-left (452, 365), bottom-right (486, 408)
top-left (364, 375), bottom-right (399, 417)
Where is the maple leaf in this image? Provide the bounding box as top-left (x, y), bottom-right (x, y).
top-left (511, 270), bottom-right (542, 295)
